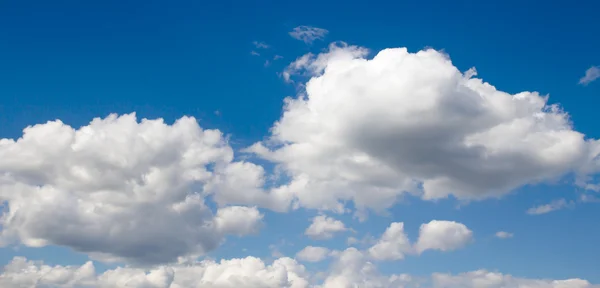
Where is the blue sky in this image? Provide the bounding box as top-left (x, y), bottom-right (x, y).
top-left (0, 1), bottom-right (599, 287)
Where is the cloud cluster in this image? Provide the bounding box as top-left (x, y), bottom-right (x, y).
top-left (248, 43), bottom-right (600, 215)
top-left (368, 220), bottom-right (473, 260)
top-left (1, 254), bottom-right (596, 288)
top-left (0, 114), bottom-right (265, 264)
top-left (0, 256), bottom-right (309, 288)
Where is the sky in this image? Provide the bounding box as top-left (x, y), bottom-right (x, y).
top-left (0, 0), bottom-right (599, 287)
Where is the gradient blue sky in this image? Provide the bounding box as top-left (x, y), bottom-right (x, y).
top-left (1, 0), bottom-right (599, 286)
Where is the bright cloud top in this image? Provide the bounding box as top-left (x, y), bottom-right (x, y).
top-left (0, 114), bottom-right (265, 264)
top-left (248, 43), bottom-right (600, 215)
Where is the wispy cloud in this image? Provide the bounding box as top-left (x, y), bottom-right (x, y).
top-left (289, 25), bottom-right (329, 44)
top-left (274, 55), bottom-right (283, 60)
top-left (526, 199), bottom-right (574, 215)
top-left (250, 51), bottom-right (260, 56)
top-left (495, 231), bottom-right (514, 239)
top-left (579, 66), bottom-right (600, 85)
top-left (253, 41), bottom-right (270, 49)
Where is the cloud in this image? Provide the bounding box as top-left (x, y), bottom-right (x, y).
top-left (0, 256), bottom-right (310, 288)
top-left (432, 270), bottom-right (597, 288)
top-left (415, 220), bottom-right (473, 253)
top-left (248, 43), bottom-right (600, 215)
top-left (304, 215), bottom-right (349, 240)
top-left (253, 41), bottom-right (270, 49)
top-left (579, 66), bottom-right (600, 85)
top-left (251, 51), bottom-right (260, 56)
top-left (289, 25), bottom-right (329, 44)
top-left (295, 246), bottom-right (330, 262)
top-left (1, 255), bottom-right (597, 288)
top-left (204, 161), bottom-right (293, 212)
top-left (0, 113), bottom-right (265, 264)
top-left (527, 198), bottom-right (574, 215)
top-left (368, 222), bottom-right (412, 261)
top-left (214, 206), bottom-right (264, 236)
top-left (322, 248), bottom-right (414, 288)
top-left (495, 231), bottom-right (514, 239)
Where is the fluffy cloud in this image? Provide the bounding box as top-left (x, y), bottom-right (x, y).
top-left (579, 66), bottom-right (600, 85)
top-left (415, 220), bottom-right (473, 254)
top-left (213, 206), bottom-right (263, 236)
top-left (0, 114), bottom-right (265, 264)
top-left (295, 246), bottom-right (330, 262)
top-left (1, 255), bottom-right (597, 288)
top-left (304, 215), bottom-right (349, 240)
top-left (321, 248), bottom-right (414, 288)
top-left (289, 26), bottom-right (328, 44)
top-left (249, 43), bottom-right (600, 215)
top-left (368, 222), bottom-right (412, 261)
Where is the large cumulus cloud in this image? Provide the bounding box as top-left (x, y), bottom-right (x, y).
top-left (0, 114), bottom-right (265, 264)
top-left (247, 43), bottom-right (600, 213)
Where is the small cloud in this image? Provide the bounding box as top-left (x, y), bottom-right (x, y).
top-left (495, 231), bottom-right (514, 239)
top-left (253, 41), bottom-right (270, 49)
top-left (289, 25), bottom-right (329, 44)
top-left (251, 51), bottom-right (260, 56)
top-left (214, 110), bottom-right (221, 116)
top-left (305, 215), bottom-right (349, 240)
top-left (264, 60), bottom-right (271, 67)
top-left (580, 193), bottom-right (600, 203)
top-left (526, 199), bottom-right (574, 215)
top-left (274, 55), bottom-right (283, 60)
top-left (579, 66), bottom-right (600, 85)
top-left (347, 237), bottom-right (359, 245)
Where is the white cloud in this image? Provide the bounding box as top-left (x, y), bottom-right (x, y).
top-left (579, 66), bottom-right (600, 85)
top-left (527, 199), bottom-right (573, 215)
top-left (495, 231), bottom-right (514, 239)
top-left (0, 113), bottom-right (265, 264)
top-left (304, 215), bottom-right (349, 240)
top-left (251, 50), bottom-right (260, 56)
top-left (415, 220), bottom-right (473, 254)
top-left (295, 246), bottom-right (330, 262)
top-left (0, 256), bottom-right (310, 288)
top-left (432, 270), bottom-right (597, 288)
top-left (248, 43), bottom-right (600, 215)
top-left (214, 206), bottom-right (264, 236)
top-left (204, 161), bottom-right (293, 212)
top-left (322, 248), bottom-right (414, 288)
top-left (1, 255), bottom-right (597, 288)
top-left (289, 25), bottom-right (328, 44)
top-left (368, 222), bottom-right (412, 261)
